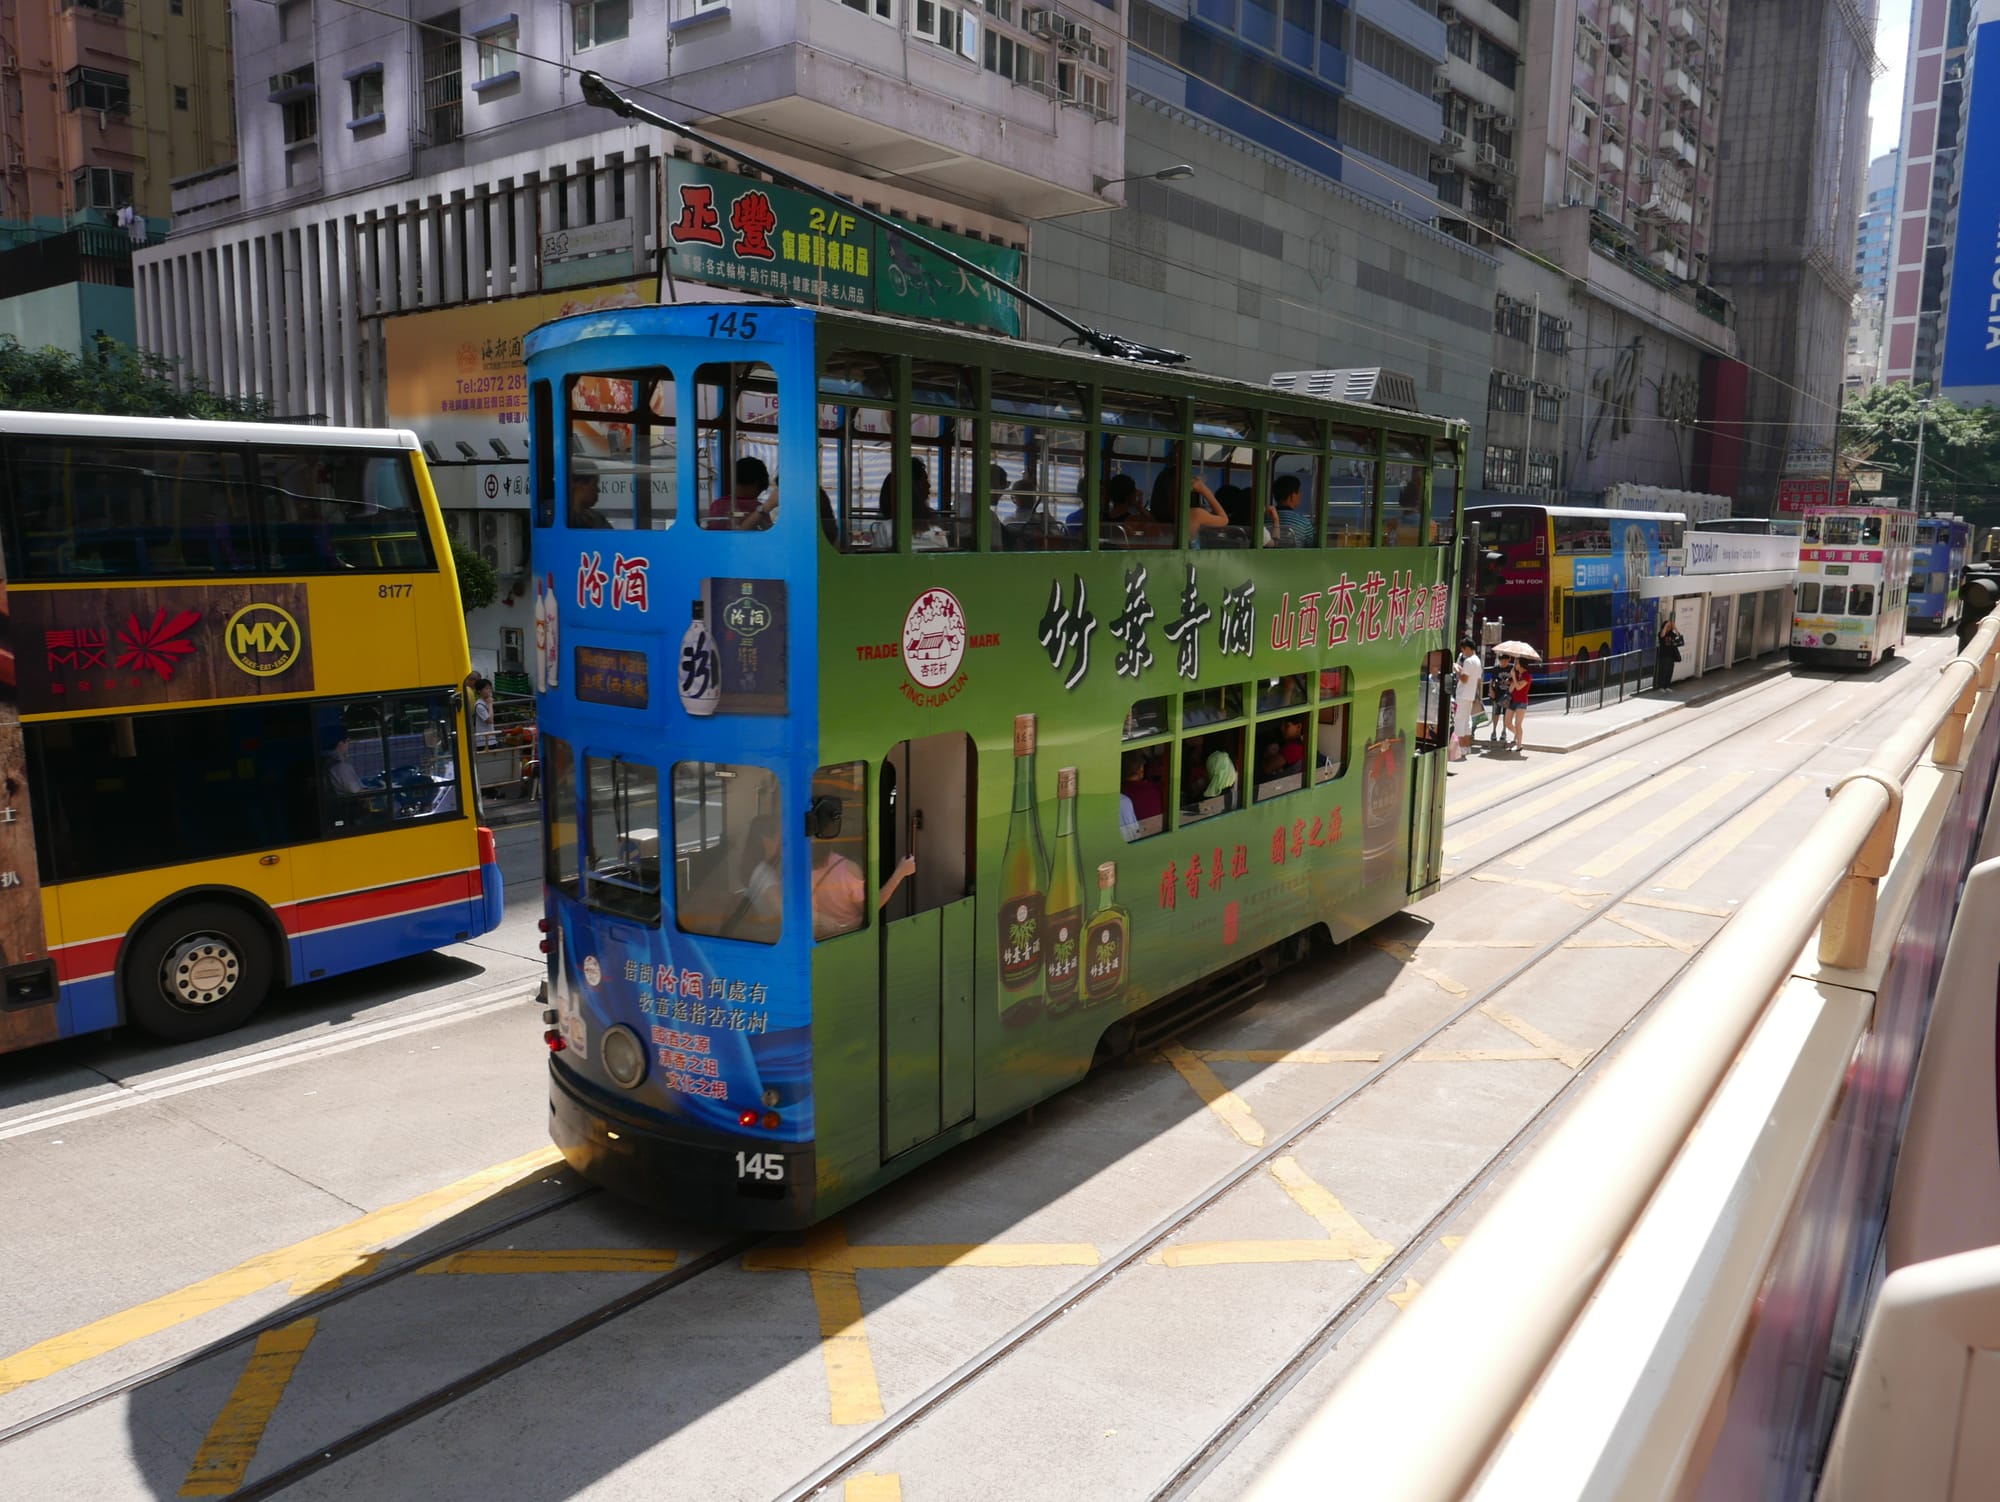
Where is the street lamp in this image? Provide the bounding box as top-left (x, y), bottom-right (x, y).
top-left (1911, 397), bottom-right (1934, 516)
top-left (1093, 164), bottom-right (1195, 193)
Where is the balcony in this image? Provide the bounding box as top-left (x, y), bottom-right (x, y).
top-left (1667, 4), bottom-right (1702, 42)
top-left (1660, 124), bottom-right (1695, 163)
top-left (1674, 198), bottom-right (1693, 224)
top-left (1665, 66), bottom-right (1702, 107)
top-left (1600, 139), bottom-right (1626, 172)
top-left (1607, 1), bottom-right (1636, 38)
top-left (1605, 68), bottom-right (1631, 105)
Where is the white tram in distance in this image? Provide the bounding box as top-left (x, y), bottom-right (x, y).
top-left (1790, 504), bottom-right (1916, 669)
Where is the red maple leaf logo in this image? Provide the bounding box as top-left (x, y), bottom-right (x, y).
top-left (116, 608), bottom-right (202, 681)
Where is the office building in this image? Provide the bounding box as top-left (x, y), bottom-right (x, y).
top-left (1883, 0), bottom-right (1973, 387)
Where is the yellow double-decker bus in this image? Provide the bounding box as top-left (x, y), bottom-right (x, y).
top-left (0, 411), bottom-right (504, 1053)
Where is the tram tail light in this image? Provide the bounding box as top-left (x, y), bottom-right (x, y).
top-left (544, 1028), bottom-right (566, 1052)
top-left (762, 1111), bottom-right (781, 1129)
top-left (738, 1108), bottom-right (759, 1128)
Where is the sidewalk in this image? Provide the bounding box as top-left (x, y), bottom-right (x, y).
top-left (1463, 652), bottom-right (1793, 757)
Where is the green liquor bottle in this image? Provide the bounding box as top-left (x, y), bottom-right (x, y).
top-left (997, 714), bottom-right (1048, 1028)
top-left (1042, 766), bottom-right (1086, 1018)
top-left (1083, 861), bottom-right (1130, 1008)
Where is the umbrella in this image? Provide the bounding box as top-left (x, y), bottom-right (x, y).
top-left (1494, 640), bottom-right (1541, 662)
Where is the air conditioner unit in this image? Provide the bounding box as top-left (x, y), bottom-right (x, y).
top-left (1477, 143), bottom-right (1500, 167)
top-left (1472, 102), bottom-right (1496, 119)
top-left (1496, 113), bottom-right (1516, 131)
top-left (1556, 317), bottom-right (1572, 331)
top-left (1026, 10), bottom-right (1061, 38)
top-left (1497, 155), bottom-right (1516, 174)
top-left (1065, 23), bottom-right (1095, 49)
top-left (1439, 4), bottom-right (1459, 18)
top-left (1433, 64), bottom-right (1453, 92)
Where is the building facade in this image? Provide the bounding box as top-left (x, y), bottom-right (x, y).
top-left (0, 0), bottom-right (234, 352)
top-left (1938, 0), bottom-right (2000, 406)
top-left (1883, 0), bottom-right (1973, 387)
top-left (1707, 0), bottom-right (1875, 511)
top-left (1846, 145), bottom-right (1896, 389)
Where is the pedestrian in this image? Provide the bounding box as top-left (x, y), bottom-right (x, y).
top-left (470, 677), bottom-right (497, 748)
top-left (1505, 657), bottom-right (1531, 748)
top-left (1451, 637), bottom-right (1481, 762)
top-left (1655, 615), bottom-right (1685, 692)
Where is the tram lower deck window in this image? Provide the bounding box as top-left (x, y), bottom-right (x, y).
top-left (585, 755), bottom-right (662, 925)
top-left (673, 761), bottom-right (782, 944)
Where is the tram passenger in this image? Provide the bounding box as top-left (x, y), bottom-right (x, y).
top-left (723, 815), bottom-right (784, 940)
top-left (810, 843), bottom-right (917, 940)
top-left (1267, 474), bottom-right (1314, 547)
top-left (709, 456), bottom-right (777, 530)
top-left (1120, 750), bottom-right (1164, 838)
top-left (568, 458), bottom-right (612, 529)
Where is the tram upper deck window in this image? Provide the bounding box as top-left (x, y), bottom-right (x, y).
top-left (695, 363), bottom-right (780, 531)
top-left (1192, 439), bottom-right (1259, 549)
top-left (1100, 395), bottom-right (1177, 551)
top-left (1817, 514), bottom-right (1869, 546)
top-left (910, 360), bottom-right (974, 409)
top-left (567, 372), bottom-right (676, 531)
top-left (993, 419), bottom-right (1085, 552)
top-left (1383, 433), bottom-right (1428, 547)
top-left (819, 400), bottom-right (896, 553)
top-left (1268, 451), bottom-right (1320, 547)
top-left (989, 371), bottom-right (1085, 422)
top-left (673, 760), bottom-right (782, 945)
top-left (1327, 427), bottom-right (1379, 546)
top-left (584, 755), bottom-right (662, 925)
top-left (911, 411), bottom-right (976, 552)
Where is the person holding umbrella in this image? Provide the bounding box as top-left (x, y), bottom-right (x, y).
top-left (1493, 639), bottom-right (1540, 749)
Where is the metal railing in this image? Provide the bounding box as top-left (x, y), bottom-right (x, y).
top-left (1248, 615), bottom-right (2000, 1500)
top-left (1557, 647), bottom-right (1650, 712)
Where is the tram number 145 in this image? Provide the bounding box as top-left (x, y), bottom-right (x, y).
top-left (735, 1151), bottom-right (786, 1182)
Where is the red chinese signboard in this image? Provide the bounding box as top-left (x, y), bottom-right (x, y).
top-left (1775, 478), bottom-right (1853, 514)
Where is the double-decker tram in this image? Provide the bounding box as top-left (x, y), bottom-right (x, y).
top-left (1906, 514), bottom-right (1970, 631)
top-left (528, 303), bottom-right (1465, 1226)
top-left (1461, 503), bottom-right (1684, 666)
top-left (0, 411), bottom-right (504, 1054)
top-left (1790, 504), bottom-right (1916, 667)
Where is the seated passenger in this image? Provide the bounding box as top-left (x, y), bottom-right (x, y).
top-left (709, 456), bottom-right (778, 530)
top-left (568, 458), bottom-right (613, 529)
top-left (1188, 482), bottom-right (1231, 547)
top-left (1267, 475), bottom-right (1315, 546)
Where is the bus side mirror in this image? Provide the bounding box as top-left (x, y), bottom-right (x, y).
top-left (805, 796), bottom-right (843, 840)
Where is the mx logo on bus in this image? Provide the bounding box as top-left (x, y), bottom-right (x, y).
top-left (225, 603), bottom-right (304, 678)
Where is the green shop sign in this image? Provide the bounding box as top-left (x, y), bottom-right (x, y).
top-left (662, 161), bottom-right (1022, 337)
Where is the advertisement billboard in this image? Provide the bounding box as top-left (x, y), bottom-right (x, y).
top-left (384, 280), bottom-right (655, 456)
top-left (1776, 478), bottom-right (1852, 514)
top-left (1941, 17), bottom-right (2000, 406)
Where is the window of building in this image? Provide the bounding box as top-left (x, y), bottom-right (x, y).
top-left (1477, 33), bottom-right (1518, 87)
top-left (70, 166), bottom-right (134, 211)
top-left (1537, 313), bottom-right (1569, 353)
top-left (421, 13), bottom-right (463, 143)
top-left (173, 86), bottom-right (189, 111)
top-left (1352, 21), bottom-right (1433, 94)
top-left (273, 65), bottom-right (318, 144)
top-left (984, 29), bottom-right (1047, 85)
top-left (476, 19), bottom-right (520, 82)
top-left (278, 0), bottom-right (308, 41)
top-left (913, 0), bottom-right (973, 53)
top-left (171, 0), bottom-right (183, 12)
top-left (673, 761), bottom-right (781, 943)
top-left (839, 0), bottom-right (894, 15)
top-left (585, 756), bottom-right (662, 925)
top-left (63, 66), bottom-right (130, 114)
top-left (350, 67), bottom-right (384, 122)
top-left (1484, 444), bottom-right (1525, 487)
top-left (573, 0), bottom-right (630, 49)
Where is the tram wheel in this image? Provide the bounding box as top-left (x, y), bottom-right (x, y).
top-left (123, 900), bottom-right (276, 1041)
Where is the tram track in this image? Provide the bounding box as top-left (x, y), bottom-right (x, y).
top-left (771, 644), bottom-right (1950, 1501)
top-left (0, 650), bottom-right (1941, 1499)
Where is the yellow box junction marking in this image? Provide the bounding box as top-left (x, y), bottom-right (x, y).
top-left (1573, 771), bottom-right (1754, 880)
top-left (1198, 1048), bottom-right (1386, 1065)
top-left (178, 1318), bottom-right (319, 1497)
top-left (1603, 910), bottom-right (1698, 954)
top-left (1160, 1041), bottom-right (1266, 1146)
top-left (1505, 766), bottom-right (1695, 868)
top-left (1467, 871), bottom-right (1605, 910)
top-left (745, 1221), bottom-right (1099, 1426)
top-left (0, 1146), bottom-right (564, 1399)
top-left (1477, 1001), bottom-right (1587, 1070)
top-left (1622, 893), bottom-right (1734, 919)
top-left (1444, 757), bottom-right (1590, 823)
top-left (1367, 937), bottom-right (1470, 998)
top-left (1657, 776), bottom-right (1809, 891)
top-left (1441, 760), bottom-right (1637, 857)
top-left (845, 1475), bottom-right (904, 1501)
top-left (1386, 1236), bottom-right (1469, 1312)
top-left (1157, 1156), bottom-right (1396, 1271)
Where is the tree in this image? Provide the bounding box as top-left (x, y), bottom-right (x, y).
top-left (0, 335), bottom-right (271, 420)
top-left (1840, 384), bottom-right (2000, 513)
top-left (449, 535), bottom-right (498, 613)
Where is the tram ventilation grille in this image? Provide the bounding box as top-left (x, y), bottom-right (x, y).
top-left (1270, 367), bottom-right (1422, 411)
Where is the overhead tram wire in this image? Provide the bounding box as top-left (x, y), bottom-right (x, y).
top-left (318, 0), bottom-right (1839, 427)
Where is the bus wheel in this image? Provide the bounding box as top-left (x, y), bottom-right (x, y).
top-left (124, 902), bottom-right (275, 1041)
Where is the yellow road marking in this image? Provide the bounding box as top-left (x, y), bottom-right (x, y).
top-left (1506, 766), bottom-right (1695, 868)
top-left (1368, 938), bottom-right (1470, 998)
top-left (1560, 937), bottom-right (1671, 949)
top-left (1572, 771), bottom-right (1753, 879)
top-left (1414, 1048), bottom-right (1570, 1062)
top-left (1658, 777), bottom-right (1809, 890)
top-left (0, 1146), bottom-right (563, 1399)
top-left (1386, 1276), bottom-right (1422, 1310)
top-left (1197, 1048), bottom-right (1385, 1065)
top-left (1604, 911), bottom-right (1698, 954)
top-left (1160, 1042), bottom-right (1266, 1146)
top-left (745, 1224), bottom-right (1102, 1426)
top-left (1446, 755), bottom-right (1603, 822)
top-left (1467, 872), bottom-right (1605, 910)
top-left (1402, 938), bottom-right (1542, 948)
top-left (1478, 1002), bottom-right (1586, 1070)
top-left (177, 1318), bottom-right (318, 1497)
top-left (1622, 893), bottom-right (1734, 918)
top-left (288, 1254), bottom-right (382, 1296)
top-left (1441, 760), bottom-right (1637, 857)
top-left (845, 1476), bottom-right (903, 1501)
top-left (415, 1249), bottom-right (679, 1276)
top-left (1269, 1157), bottom-right (1395, 1270)
top-left (1158, 1239), bottom-right (1372, 1268)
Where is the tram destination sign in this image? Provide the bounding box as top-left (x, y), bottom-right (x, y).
top-left (662, 161), bottom-right (1023, 338)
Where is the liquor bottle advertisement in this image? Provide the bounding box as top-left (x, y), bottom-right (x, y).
top-left (1042, 766), bottom-right (1086, 1017)
top-left (996, 713), bottom-right (1048, 1026)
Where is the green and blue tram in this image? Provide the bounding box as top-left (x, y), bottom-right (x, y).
top-left (1908, 515), bottom-right (1970, 632)
top-left (526, 302), bottom-right (1465, 1227)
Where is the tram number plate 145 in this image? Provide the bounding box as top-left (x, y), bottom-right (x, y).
top-left (736, 1151), bottom-right (786, 1182)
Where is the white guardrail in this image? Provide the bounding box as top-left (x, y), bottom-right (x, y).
top-left (1247, 616), bottom-right (2000, 1500)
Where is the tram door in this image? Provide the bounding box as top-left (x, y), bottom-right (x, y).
top-left (878, 733), bottom-right (977, 1159)
top-left (1407, 651), bottom-right (1450, 893)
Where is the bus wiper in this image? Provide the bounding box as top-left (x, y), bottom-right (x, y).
top-left (577, 72), bottom-right (1190, 368)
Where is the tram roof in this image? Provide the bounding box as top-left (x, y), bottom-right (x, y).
top-left (0, 408), bottom-right (422, 451)
top-left (1464, 502), bottom-right (1688, 522)
top-left (524, 300), bottom-right (1471, 438)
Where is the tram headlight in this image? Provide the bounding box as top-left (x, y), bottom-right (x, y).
top-left (602, 1024), bottom-right (647, 1089)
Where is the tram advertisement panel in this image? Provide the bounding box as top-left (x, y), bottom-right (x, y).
top-left (0, 558), bottom-right (52, 1053)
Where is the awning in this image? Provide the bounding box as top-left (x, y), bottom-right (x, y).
top-left (1640, 569), bottom-right (1797, 599)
